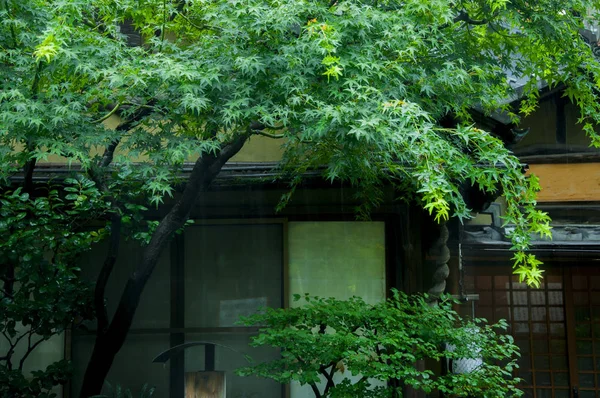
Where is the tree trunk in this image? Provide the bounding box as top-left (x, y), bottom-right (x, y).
top-left (79, 134), bottom-right (248, 397)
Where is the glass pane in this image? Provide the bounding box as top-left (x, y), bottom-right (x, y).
top-left (551, 356), bottom-right (568, 370)
top-left (512, 277), bottom-right (528, 290)
top-left (550, 323), bottom-right (566, 337)
top-left (535, 372), bottom-right (551, 386)
top-left (495, 306), bottom-right (510, 322)
top-left (535, 388), bottom-right (552, 397)
top-left (579, 356), bottom-right (595, 371)
top-left (548, 291), bottom-right (564, 305)
top-left (479, 291), bottom-right (493, 306)
top-left (532, 340), bottom-right (548, 354)
top-left (549, 307), bottom-right (565, 321)
top-left (514, 323), bottom-right (529, 335)
top-left (534, 356), bottom-right (550, 370)
top-left (530, 291), bottom-right (546, 305)
top-left (577, 324), bottom-right (593, 338)
top-left (516, 339), bottom-right (530, 354)
top-left (554, 389), bottom-right (570, 398)
top-left (476, 276), bottom-right (492, 290)
top-left (580, 373), bottom-right (596, 388)
top-left (593, 323), bottom-right (600, 337)
top-left (519, 355), bottom-right (532, 370)
top-left (494, 276), bottom-right (510, 289)
top-left (464, 276), bottom-right (475, 291)
top-left (593, 307), bottom-right (600, 322)
top-left (185, 224), bottom-right (283, 328)
top-left (521, 388), bottom-right (533, 398)
top-left (580, 391), bottom-right (596, 398)
top-left (591, 276), bottom-right (600, 290)
top-left (592, 292), bottom-right (600, 305)
top-left (575, 292), bottom-right (590, 305)
top-left (512, 291), bottom-right (528, 305)
top-left (477, 306), bottom-right (493, 321)
top-left (550, 340), bottom-right (566, 354)
top-left (578, 341), bottom-right (593, 354)
top-left (494, 291), bottom-right (509, 305)
top-left (513, 307), bottom-right (528, 321)
top-left (576, 307), bottom-right (592, 323)
top-left (519, 371), bottom-right (533, 385)
top-left (531, 307), bottom-right (547, 321)
top-left (553, 371), bottom-right (569, 386)
top-left (288, 222), bottom-right (385, 304)
top-left (532, 323), bottom-right (548, 335)
top-left (546, 275), bottom-right (563, 290)
top-left (573, 276), bottom-right (588, 290)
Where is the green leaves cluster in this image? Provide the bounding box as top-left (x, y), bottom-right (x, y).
top-left (1, 0), bottom-right (599, 288)
top-left (0, 183), bottom-right (107, 396)
top-left (238, 291), bottom-right (522, 397)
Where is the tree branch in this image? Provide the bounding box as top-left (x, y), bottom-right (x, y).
top-left (95, 213), bottom-right (121, 334)
top-left (96, 100), bottom-right (156, 169)
top-left (320, 362), bottom-right (337, 395)
top-left (99, 140), bottom-right (120, 169)
top-left (18, 334), bottom-right (46, 371)
top-left (309, 382), bottom-right (322, 398)
top-left (453, 10), bottom-right (492, 25)
top-left (92, 102), bottom-right (123, 124)
top-left (254, 130), bottom-right (285, 139)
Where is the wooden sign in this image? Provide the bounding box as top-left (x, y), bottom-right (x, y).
top-left (185, 371), bottom-right (226, 398)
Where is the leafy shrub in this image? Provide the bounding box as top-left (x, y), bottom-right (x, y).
top-left (238, 291), bottom-right (521, 397)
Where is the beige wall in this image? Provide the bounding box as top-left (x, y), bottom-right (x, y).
top-left (528, 163), bottom-right (600, 202)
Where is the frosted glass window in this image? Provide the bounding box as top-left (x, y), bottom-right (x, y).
top-left (183, 223), bottom-right (284, 397)
top-left (288, 221), bottom-right (386, 306)
top-left (184, 224), bottom-right (283, 327)
top-left (288, 221), bottom-right (386, 397)
top-left (78, 240), bottom-right (170, 329)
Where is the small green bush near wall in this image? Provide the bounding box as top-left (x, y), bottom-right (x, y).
top-left (238, 290), bottom-right (521, 398)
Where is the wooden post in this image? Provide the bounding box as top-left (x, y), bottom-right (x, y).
top-left (185, 371), bottom-right (226, 398)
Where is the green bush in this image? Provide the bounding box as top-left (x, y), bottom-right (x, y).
top-left (238, 291), bottom-right (521, 398)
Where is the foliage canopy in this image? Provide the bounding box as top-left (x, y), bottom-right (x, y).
top-left (1, 0), bottom-right (600, 395)
top-left (2, 0), bottom-right (600, 286)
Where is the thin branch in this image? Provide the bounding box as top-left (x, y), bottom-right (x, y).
top-left (96, 99), bottom-right (156, 169)
top-left (2, 329), bottom-right (30, 370)
top-left (254, 130), bottom-right (285, 139)
top-left (177, 11), bottom-right (222, 32)
top-left (92, 101), bottom-right (123, 124)
top-left (453, 10), bottom-right (493, 25)
top-left (19, 334), bottom-right (46, 370)
top-left (0, 287), bottom-right (13, 299)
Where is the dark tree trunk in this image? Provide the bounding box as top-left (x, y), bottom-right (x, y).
top-left (79, 134), bottom-right (248, 397)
